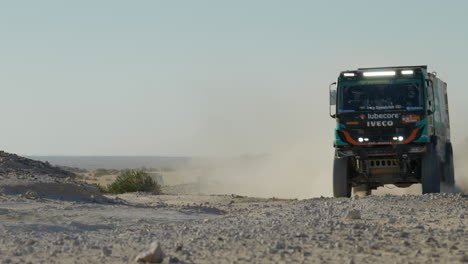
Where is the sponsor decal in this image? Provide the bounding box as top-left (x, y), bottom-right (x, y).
top-left (366, 120), bottom-right (394, 127)
top-left (402, 114), bottom-right (420, 123)
top-left (346, 121), bottom-right (359, 125)
top-left (367, 113), bottom-right (400, 119)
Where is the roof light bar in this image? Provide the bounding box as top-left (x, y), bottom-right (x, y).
top-left (363, 71), bottom-right (396, 77)
top-left (401, 70), bottom-right (414, 75)
top-left (343, 72), bottom-right (355, 77)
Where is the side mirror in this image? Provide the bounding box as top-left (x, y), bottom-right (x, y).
top-left (329, 82), bottom-right (337, 118)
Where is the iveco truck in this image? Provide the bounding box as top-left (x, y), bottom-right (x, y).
top-left (329, 66), bottom-right (454, 197)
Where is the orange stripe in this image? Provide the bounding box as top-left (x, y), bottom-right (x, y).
top-left (342, 127), bottom-right (420, 146)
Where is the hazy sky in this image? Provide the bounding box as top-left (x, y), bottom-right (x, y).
top-left (1, 0), bottom-right (468, 156)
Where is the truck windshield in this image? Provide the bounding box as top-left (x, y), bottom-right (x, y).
top-left (338, 82), bottom-right (423, 112)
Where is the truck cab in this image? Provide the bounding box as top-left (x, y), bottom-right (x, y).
top-left (330, 66), bottom-right (454, 197)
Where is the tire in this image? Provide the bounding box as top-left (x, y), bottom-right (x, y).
top-left (333, 156), bottom-right (352, 197)
top-left (421, 144), bottom-right (441, 194)
top-left (442, 143), bottom-right (455, 192)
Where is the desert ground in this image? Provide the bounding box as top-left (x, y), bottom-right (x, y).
top-left (0, 151), bottom-right (467, 263)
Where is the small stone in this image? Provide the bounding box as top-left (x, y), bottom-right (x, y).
top-left (169, 256), bottom-right (180, 263)
top-left (135, 242), bottom-right (165, 263)
top-left (268, 248), bottom-right (278, 254)
top-left (355, 245), bottom-right (364, 253)
top-left (388, 217), bottom-right (397, 224)
top-left (23, 191), bottom-right (39, 200)
top-left (346, 209), bottom-right (361, 220)
top-left (400, 232), bottom-right (410, 238)
top-left (459, 254), bottom-right (468, 262)
top-left (274, 241), bottom-right (285, 250)
top-left (424, 237), bottom-right (439, 247)
top-left (294, 232), bottom-right (308, 238)
top-left (368, 240), bottom-right (379, 249)
top-left (102, 247), bottom-right (112, 257)
top-left (175, 243), bottom-right (183, 251)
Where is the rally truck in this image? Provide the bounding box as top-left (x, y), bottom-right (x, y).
top-left (329, 65), bottom-right (454, 197)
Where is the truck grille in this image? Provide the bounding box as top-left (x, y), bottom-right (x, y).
top-left (368, 159), bottom-right (398, 168)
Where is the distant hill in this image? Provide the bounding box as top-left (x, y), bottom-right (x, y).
top-left (28, 156), bottom-right (191, 170)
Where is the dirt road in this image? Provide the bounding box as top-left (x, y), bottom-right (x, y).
top-left (0, 187), bottom-right (466, 263)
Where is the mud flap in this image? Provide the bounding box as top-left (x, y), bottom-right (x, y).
top-left (442, 143), bottom-right (455, 192)
top-left (421, 145), bottom-right (440, 194)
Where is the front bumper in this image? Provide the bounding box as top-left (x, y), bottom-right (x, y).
top-left (336, 144), bottom-right (427, 159)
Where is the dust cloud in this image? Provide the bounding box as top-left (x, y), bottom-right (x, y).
top-left (182, 76), bottom-right (335, 199)
top-left (186, 136), bottom-right (468, 199)
top-left (454, 137), bottom-right (468, 192)
top-left (192, 141), bottom-right (334, 199)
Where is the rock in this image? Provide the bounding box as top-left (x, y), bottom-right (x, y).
top-left (346, 209), bottom-right (361, 220)
top-left (169, 256), bottom-right (180, 263)
top-left (355, 245), bottom-right (364, 253)
top-left (175, 243), bottom-right (183, 251)
top-left (23, 191), bottom-right (39, 200)
top-left (135, 242), bottom-right (165, 263)
top-left (294, 232), bottom-right (308, 238)
top-left (274, 241), bottom-right (286, 250)
top-left (0, 151), bottom-right (75, 180)
top-left (368, 240), bottom-right (379, 249)
top-left (387, 217), bottom-right (397, 224)
top-left (400, 232), bottom-right (410, 238)
top-left (101, 247), bottom-right (112, 257)
top-left (268, 248), bottom-right (278, 254)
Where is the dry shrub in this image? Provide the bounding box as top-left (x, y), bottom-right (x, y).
top-left (106, 169), bottom-right (161, 194)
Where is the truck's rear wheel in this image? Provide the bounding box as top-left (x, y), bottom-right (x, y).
top-left (421, 145), bottom-right (440, 194)
top-left (333, 157), bottom-right (351, 197)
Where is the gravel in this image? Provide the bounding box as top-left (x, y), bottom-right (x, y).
top-left (0, 191), bottom-right (466, 263)
top-left (0, 151), bottom-right (466, 263)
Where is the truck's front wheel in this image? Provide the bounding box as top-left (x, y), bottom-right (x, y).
top-left (333, 156), bottom-right (351, 197)
top-left (421, 145), bottom-right (441, 194)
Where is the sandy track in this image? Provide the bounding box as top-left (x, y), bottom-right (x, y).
top-left (0, 189), bottom-right (466, 264)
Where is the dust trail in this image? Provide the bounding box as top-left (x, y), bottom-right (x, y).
top-left (190, 139), bottom-right (333, 199)
top-left (187, 137), bottom-right (468, 198)
top-left (454, 137), bottom-right (468, 192)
